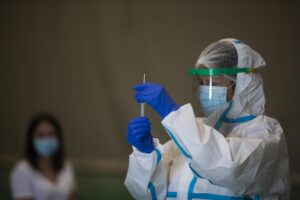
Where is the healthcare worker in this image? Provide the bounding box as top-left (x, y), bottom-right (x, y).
top-left (124, 38), bottom-right (290, 200)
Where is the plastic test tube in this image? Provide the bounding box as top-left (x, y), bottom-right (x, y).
top-left (140, 73), bottom-right (146, 117)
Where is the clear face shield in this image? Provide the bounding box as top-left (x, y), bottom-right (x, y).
top-left (189, 67), bottom-right (256, 119)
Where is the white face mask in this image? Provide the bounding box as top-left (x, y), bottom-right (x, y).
top-left (199, 85), bottom-right (227, 117)
top-left (34, 137), bottom-right (59, 157)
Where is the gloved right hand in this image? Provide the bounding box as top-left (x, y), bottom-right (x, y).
top-left (133, 83), bottom-right (180, 118)
top-left (126, 117), bottom-right (154, 153)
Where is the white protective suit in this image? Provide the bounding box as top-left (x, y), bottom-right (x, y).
top-left (125, 39), bottom-right (290, 200)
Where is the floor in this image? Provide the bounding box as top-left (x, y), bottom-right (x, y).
top-left (1, 166), bottom-right (299, 199)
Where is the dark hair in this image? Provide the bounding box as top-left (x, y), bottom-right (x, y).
top-left (24, 113), bottom-right (65, 174)
top-left (208, 41), bottom-right (238, 79)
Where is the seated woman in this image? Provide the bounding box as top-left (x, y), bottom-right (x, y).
top-left (10, 113), bottom-right (77, 200)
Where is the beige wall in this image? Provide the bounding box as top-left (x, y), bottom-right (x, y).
top-left (0, 0), bottom-right (300, 173)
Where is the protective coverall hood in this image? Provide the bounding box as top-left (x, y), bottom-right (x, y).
top-left (195, 38), bottom-right (266, 125)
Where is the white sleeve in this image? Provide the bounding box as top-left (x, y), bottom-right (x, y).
top-left (10, 163), bottom-right (33, 199)
top-left (124, 139), bottom-right (173, 200)
top-left (161, 103), bottom-right (285, 195)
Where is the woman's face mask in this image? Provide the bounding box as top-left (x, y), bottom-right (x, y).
top-left (33, 121), bottom-right (59, 157)
top-left (199, 85), bottom-right (228, 117)
top-left (196, 73), bottom-right (235, 117)
top-left (34, 137), bottom-right (59, 157)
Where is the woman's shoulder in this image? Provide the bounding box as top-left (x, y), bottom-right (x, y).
top-left (10, 158), bottom-right (34, 178)
top-left (61, 159), bottom-right (75, 173)
top-left (249, 115), bottom-right (283, 132)
top-left (12, 158), bottom-right (32, 171)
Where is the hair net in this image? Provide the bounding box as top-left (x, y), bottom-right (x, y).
top-left (196, 41), bottom-right (238, 67)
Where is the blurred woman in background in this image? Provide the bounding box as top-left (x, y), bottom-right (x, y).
top-left (10, 113), bottom-right (77, 200)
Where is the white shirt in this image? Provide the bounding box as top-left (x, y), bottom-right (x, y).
top-left (10, 159), bottom-right (76, 200)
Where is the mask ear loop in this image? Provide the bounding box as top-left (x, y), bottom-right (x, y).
top-left (220, 73), bottom-right (235, 89)
top-left (227, 81), bottom-right (236, 89)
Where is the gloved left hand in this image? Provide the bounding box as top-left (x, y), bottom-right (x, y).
top-left (126, 117), bottom-right (154, 153)
top-left (133, 83), bottom-right (180, 118)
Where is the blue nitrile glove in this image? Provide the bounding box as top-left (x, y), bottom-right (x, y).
top-left (126, 117), bottom-right (154, 153)
top-left (133, 83), bottom-right (180, 118)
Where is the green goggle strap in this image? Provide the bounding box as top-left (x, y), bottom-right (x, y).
top-left (188, 67), bottom-right (256, 76)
